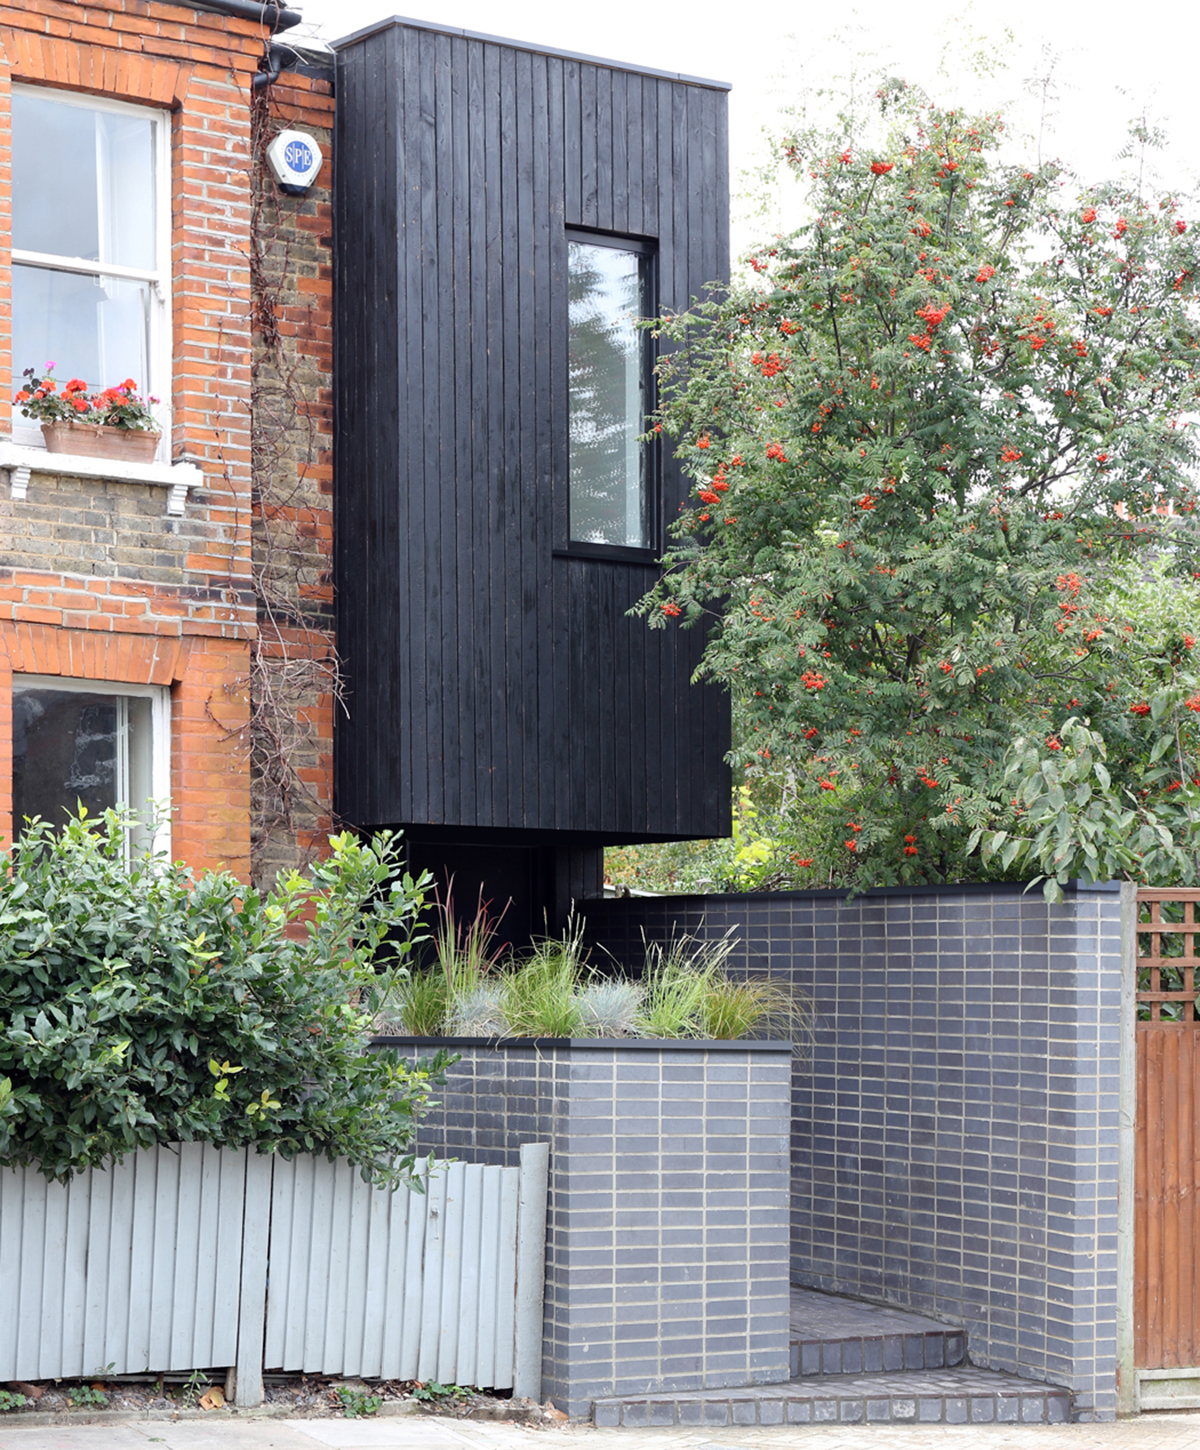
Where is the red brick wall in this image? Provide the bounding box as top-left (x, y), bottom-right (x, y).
top-left (249, 69), bottom-right (335, 884)
top-left (0, 0), bottom-right (326, 879)
top-left (0, 622), bottom-right (249, 869)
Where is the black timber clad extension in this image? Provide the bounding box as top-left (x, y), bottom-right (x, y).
top-left (332, 18), bottom-right (732, 843)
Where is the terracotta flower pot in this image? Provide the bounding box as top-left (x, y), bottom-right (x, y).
top-left (41, 421), bottom-right (161, 464)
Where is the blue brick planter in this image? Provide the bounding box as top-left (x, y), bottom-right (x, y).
top-left (580, 881), bottom-right (1124, 1421)
top-left (374, 1038), bottom-right (793, 1416)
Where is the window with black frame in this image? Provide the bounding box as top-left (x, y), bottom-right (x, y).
top-left (567, 234), bottom-right (654, 552)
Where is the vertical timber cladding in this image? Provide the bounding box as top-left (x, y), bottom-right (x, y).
top-left (1134, 889), bottom-right (1200, 1377)
top-left (332, 19), bottom-right (732, 840)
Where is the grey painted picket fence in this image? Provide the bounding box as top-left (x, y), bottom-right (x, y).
top-left (0, 1140), bottom-right (549, 1404)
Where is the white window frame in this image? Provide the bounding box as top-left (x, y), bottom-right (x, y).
top-left (10, 85), bottom-right (172, 459)
top-left (12, 674), bottom-right (172, 859)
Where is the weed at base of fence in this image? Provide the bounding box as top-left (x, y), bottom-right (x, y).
top-left (0, 1392), bottom-right (27, 1413)
top-left (412, 1381), bottom-right (467, 1404)
top-left (67, 1386), bottom-right (108, 1409)
top-left (334, 1386), bottom-right (383, 1418)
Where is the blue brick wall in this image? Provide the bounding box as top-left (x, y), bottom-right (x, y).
top-left (579, 882), bottom-right (1124, 1421)
top-left (381, 1039), bottom-right (793, 1415)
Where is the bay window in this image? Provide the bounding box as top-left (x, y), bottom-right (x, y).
top-left (11, 86), bottom-right (170, 451)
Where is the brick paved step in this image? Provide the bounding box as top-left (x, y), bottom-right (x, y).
top-left (789, 1286), bottom-right (965, 1377)
top-left (591, 1367), bottom-right (1072, 1429)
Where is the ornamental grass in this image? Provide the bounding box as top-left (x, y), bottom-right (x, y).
top-left (375, 902), bottom-right (808, 1044)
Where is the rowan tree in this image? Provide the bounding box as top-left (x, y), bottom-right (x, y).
top-left (639, 81), bottom-right (1200, 896)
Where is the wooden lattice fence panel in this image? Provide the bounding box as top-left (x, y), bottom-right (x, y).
top-left (1135, 889), bottom-right (1200, 1374)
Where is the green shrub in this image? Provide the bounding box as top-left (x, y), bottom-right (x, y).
top-left (0, 810), bottom-right (449, 1186)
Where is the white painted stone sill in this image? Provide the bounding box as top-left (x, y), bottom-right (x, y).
top-left (0, 440), bottom-right (202, 517)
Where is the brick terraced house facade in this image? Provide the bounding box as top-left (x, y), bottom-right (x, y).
top-left (0, 0), bottom-right (334, 881)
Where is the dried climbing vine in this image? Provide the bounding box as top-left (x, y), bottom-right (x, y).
top-left (247, 83), bottom-right (342, 884)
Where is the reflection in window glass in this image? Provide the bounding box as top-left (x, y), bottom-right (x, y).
top-left (13, 267), bottom-right (151, 395)
top-left (11, 89), bottom-right (159, 405)
top-left (568, 240), bottom-right (650, 548)
top-left (13, 91), bottom-right (156, 270)
top-left (12, 687), bottom-right (155, 847)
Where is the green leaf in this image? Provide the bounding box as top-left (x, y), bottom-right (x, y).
top-left (1150, 734), bottom-right (1175, 764)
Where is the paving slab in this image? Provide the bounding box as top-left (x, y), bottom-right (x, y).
top-left (0, 1425), bottom-right (322, 1450)
top-left (285, 1424), bottom-right (477, 1448)
top-left (0, 1424), bottom-right (482, 1450)
top-left (6, 1410), bottom-right (1200, 1450)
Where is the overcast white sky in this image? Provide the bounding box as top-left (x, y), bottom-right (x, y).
top-left (293, 0), bottom-right (1199, 255)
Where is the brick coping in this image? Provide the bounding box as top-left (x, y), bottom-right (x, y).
top-left (369, 1036), bottom-right (793, 1052)
top-left (584, 877), bottom-right (1120, 907)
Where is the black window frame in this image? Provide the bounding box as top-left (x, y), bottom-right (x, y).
top-left (559, 227), bottom-right (659, 564)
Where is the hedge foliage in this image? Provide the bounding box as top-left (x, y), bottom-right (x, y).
top-left (0, 812), bottom-right (447, 1185)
